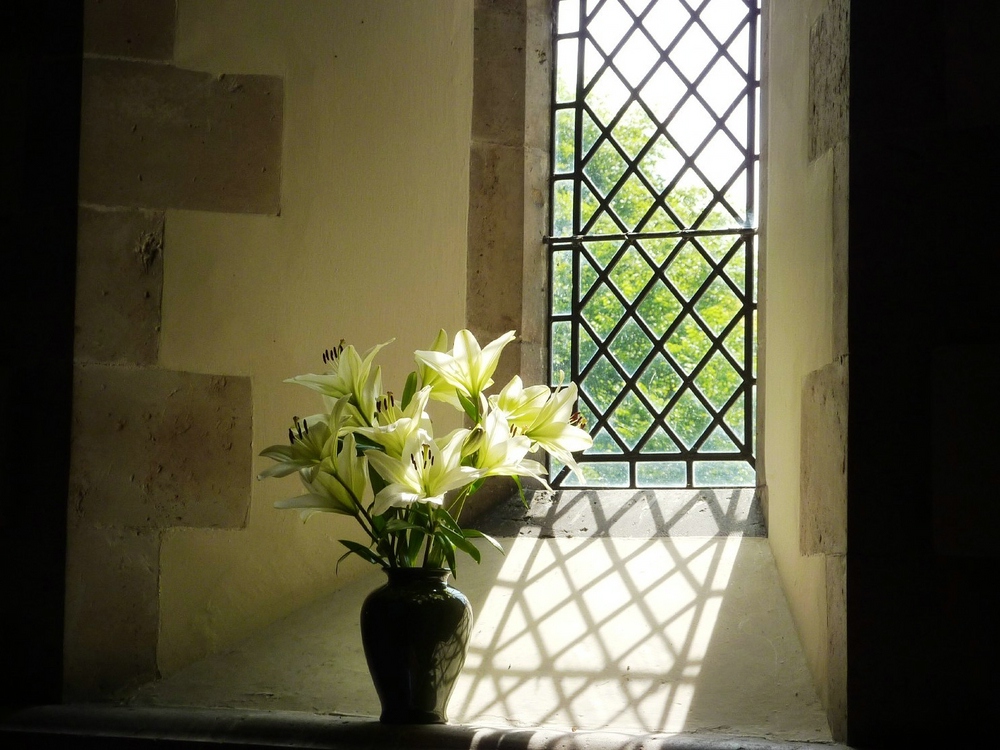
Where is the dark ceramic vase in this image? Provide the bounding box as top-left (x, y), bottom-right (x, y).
top-left (360, 567), bottom-right (473, 724)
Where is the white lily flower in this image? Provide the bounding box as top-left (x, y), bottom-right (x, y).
top-left (415, 329), bottom-right (516, 407)
top-left (365, 429), bottom-right (478, 515)
top-left (522, 382), bottom-right (593, 481)
top-left (274, 431), bottom-right (371, 519)
top-left (354, 386), bottom-right (433, 459)
top-left (414, 329), bottom-right (461, 408)
top-left (473, 407), bottom-right (548, 483)
top-left (257, 414), bottom-right (334, 482)
top-left (489, 375), bottom-right (553, 430)
top-left (287, 339), bottom-right (391, 425)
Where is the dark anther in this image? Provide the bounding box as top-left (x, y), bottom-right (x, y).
top-left (288, 428), bottom-right (295, 445)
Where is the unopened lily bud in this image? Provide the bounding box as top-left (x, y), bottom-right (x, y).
top-left (462, 425), bottom-right (486, 458)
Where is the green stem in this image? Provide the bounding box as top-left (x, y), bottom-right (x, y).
top-left (446, 484), bottom-right (474, 523)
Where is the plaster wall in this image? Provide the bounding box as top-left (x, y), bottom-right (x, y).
top-left (156, 0), bottom-right (474, 675)
top-left (759, 0), bottom-right (847, 735)
top-left (68, 0), bottom-right (474, 689)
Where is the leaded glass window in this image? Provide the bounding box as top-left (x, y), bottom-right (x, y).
top-left (548, 0), bottom-right (760, 488)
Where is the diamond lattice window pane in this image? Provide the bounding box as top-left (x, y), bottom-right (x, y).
top-left (666, 317), bottom-right (712, 374)
top-left (725, 247), bottom-right (747, 290)
top-left (609, 247), bottom-right (654, 303)
top-left (723, 319), bottom-right (746, 362)
top-left (590, 0), bottom-right (632, 55)
top-left (556, 38), bottom-right (579, 103)
top-left (695, 277), bottom-right (743, 335)
top-left (641, 63), bottom-right (686, 122)
top-left (694, 351), bottom-right (741, 411)
top-left (585, 240), bottom-right (624, 269)
top-left (552, 251), bottom-right (573, 315)
top-left (608, 390), bottom-right (655, 450)
top-left (583, 356), bottom-right (626, 412)
top-left (667, 170), bottom-right (713, 227)
top-left (700, 0), bottom-right (746, 43)
top-left (698, 131), bottom-right (743, 191)
top-left (549, 0), bottom-right (758, 488)
top-left (584, 286), bottom-right (625, 341)
top-left (639, 135), bottom-right (683, 193)
top-left (554, 110), bottom-right (576, 173)
top-left (693, 460), bottom-right (755, 486)
top-left (580, 254), bottom-right (599, 298)
top-left (588, 69), bottom-right (630, 126)
top-left (701, 426), bottom-right (740, 453)
top-left (609, 318), bottom-right (654, 375)
top-left (636, 462), bottom-right (686, 486)
top-left (670, 23), bottom-right (717, 83)
top-left (558, 0), bottom-right (580, 34)
top-left (701, 57), bottom-right (747, 116)
top-left (579, 326), bottom-right (599, 371)
top-left (669, 97), bottom-right (715, 155)
top-left (581, 181), bottom-right (600, 227)
top-left (667, 389), bottom-right (712, 448)
top-left (666, 243), bottom-right (712, 300)
top-left (642, 0), bottom-right (690, 51)
top-left (637, 282), bottom-right (682, 337)
top-left (637, 355), bottom-right (682, 411)
top-left (644, 207), bottom-right (682, 234)
top-left (591, 427), bottom-right (625, 455)
top-left (640, 428), bottom-right (681, 454)
top-left (553, 179), bottom-right (574, 235)
top-left (698, 233), bottom-right (737, 263)
top-left (585, 140), bottom-right (627, 197)
top-left (614, 102), bottom-right (658, 159)
top-left (581, 110), bottom-right (602, 159)
top-left (616, 30), bottom-right (660, 88)
top-left (551, 321), bottom-right (571, 382)
top-left (729, 23), bottom-right (751, 74)
top-left (639, 237), bottom-right (678, 266)
top-left (610, 173), bottom-right (655, 229)
top-left (723, 392), bottom-right (746, 437)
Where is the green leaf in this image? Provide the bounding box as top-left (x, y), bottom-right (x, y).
top-left (463, 528), bottom-right (505, 556)
top-left (514, 475), bottom-right (528, 508)
top-left (401, 371), bottom-right (419, 410)
top-left (439, 538), bottom-right (458, 577)
top-left (385, 518), bottom-right (427, 533)
top-left (457, 390), bottom-right (479, 422)
top-left (336, 539), bottom-right (385, 571)
top-left (438, 524), bottom-right (482, 564)
top-left (405, 528), bottom-right (425, 566)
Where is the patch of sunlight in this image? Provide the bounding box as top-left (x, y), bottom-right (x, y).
top-left (450, 535), bottom-right (742, 733)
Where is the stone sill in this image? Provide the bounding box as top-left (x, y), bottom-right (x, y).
top-left (1, 705), bottom-right (853, 750)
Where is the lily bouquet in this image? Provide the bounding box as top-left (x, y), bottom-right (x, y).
top-left (259, 329), bottom-right (592, 574)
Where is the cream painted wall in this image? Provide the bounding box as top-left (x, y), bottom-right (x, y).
top-left (155, 0), bottom-right (474, 675)
top-left (760, 0), bottom-right (834, 699)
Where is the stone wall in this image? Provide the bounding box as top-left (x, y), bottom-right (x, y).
top-left (65, 0), bottom-right (279, 698)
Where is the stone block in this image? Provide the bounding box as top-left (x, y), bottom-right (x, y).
top-left (524, 0), bottom-right (553, 151)
top-left (83, 0), bottom-right (175, 61)
top-left (69, 365), bottom-right (252, 530)
top-left (63, 522), bottom-right (160, 700)
top-left (808, 0), bottom-right (849, 159)
top-left (832, 141), bottom-right (849, 359)
top-left (472, 0), bottom-right (527, 145)
top-left (467, 141), bottom-right (525, 384)
top-left (825, 553), bottom-right (848, 742)
top-left (75, 207), bottom-right (163, 365)
top-left (79, 58), bottom-right (282, 213)
top-left (800, 358), bottom-right (848, 555)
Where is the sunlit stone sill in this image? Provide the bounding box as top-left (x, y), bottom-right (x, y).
top-left (1, 705), bottom-right (853, 750)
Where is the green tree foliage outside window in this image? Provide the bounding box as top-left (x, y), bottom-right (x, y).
top-left (548, 0), bottom-right (759, 488)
